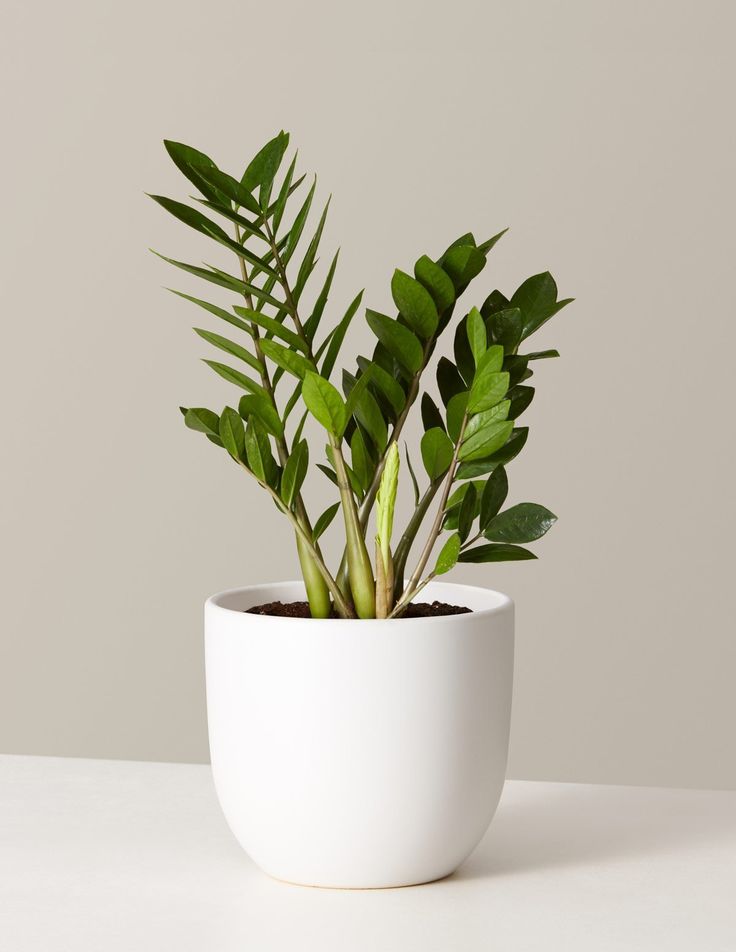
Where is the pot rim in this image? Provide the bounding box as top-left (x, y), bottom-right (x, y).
top-left (206, 579), bottom-right (513, 627)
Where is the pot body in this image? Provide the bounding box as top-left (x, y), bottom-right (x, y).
top-left (205, 580), bottom-right (514, 888)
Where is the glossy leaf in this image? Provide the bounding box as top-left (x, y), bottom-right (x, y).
top-left (441, 244), bottom-right (486, 292)
top-left (463, 400), bottom-right (510, 442)
top-left (481, 289), bottom-right (510, 318)
top-left (245, 418), bottom-right (279, 488)
top-left (508, 385), bottom-right (535, 419)
top-left (232, 307), bottom-right (308, 353)
top-left (241, 131), bottom-right (290, 194)
top-left (435, 533), bottom-right (461, 575)
top-left (365, 310), bottom-right (423, 375)
top-left (357, 358), bottom-right (405, 418)
top-left (313, 502), bottom-right (340, 541)
top-left (485, 503), bottom-right (557, 543)
top-left (421, 427), bottom-right (454, 479)
top-left (437, 357), bottom-right (465, 407)
top-left (511, 271), bottom-right (573, 339)
top-left (191, 163), bottom-right (262, 215)
top-left (453, 319), bottom-right (475, 386)
top-left (477, 228), bottom-right (509, 255)
top-left (459, 543), bottom-right (537, 563)
top-left (421, 393), bottom-right (445, 432)
top-left (526, 349), bottom-right (560, 360)
top-left (350, 428), bottom-right (373, 492)
top-left (304, 250), bottom-right (339, 343)
top-left (479, 466), bottom-right (509, 528)
top-left (488, 307), bottom-right (523, 354)
top-left (458, 420), bottom-right (513, 462)
top-left (391, 269), bottom-right (439, 339)
top-left (467, 368), bottom-right (509, 414)
top-left (455, 427), bottom-right (529, 479)
top-left (302, 373), bottom-right (347, 436)
top-left (457, 483), bottom-right (477, 543)
top-left (163, 140), bottom-right (226, 205)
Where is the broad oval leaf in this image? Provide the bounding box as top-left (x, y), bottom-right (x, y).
top-left (302, 372), bottom-right (347, 436)
top-left (241, 131), bottom-right (290, 193)
top-left (245, 418), bottom-right (279, 487)
top-left (365, 309), bottom-right (423, 375)
top-left (437, 357), bottom-right (465, 408)
top-left (441, 244), bottom-right (486, 292)
top-left (238, 394), bottom-right (284, 439)
top-left (350, 428), bottom-right (374, 493)
top-left (435, 533), bottom-right (461, 575)
top-left (391, 269), bottom-right (439, 340)
top-left (446, 391), bottom-right (469, 443)
top-left (357, 357), bottom-right (406, 418)
top-left (184, 407), bottom-right (220, 437)
top-left (485, 503), bottom-right (557, 543)
top-left (458, 543), bottom-right (537, 563)
top-left (456, 427), bottom-right (529, 479)
top-left (458, 420), bottom-right (513, 462)
top-left (463, 400), bottom-right (511, 441)
top-left (467, 368), bottom-right (509, 414)
top-left (414, 255), bottom-right (455, 315)
top-left (488, 307), bottom-right (523, 354)
top-left (421, 427), bottom-right (454, 479)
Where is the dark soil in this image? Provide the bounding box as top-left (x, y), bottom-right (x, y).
top-left (246, 600), bottom-right (472, 619)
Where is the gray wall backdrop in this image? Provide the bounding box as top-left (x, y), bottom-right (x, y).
top-left (2, 0), bottom-right (735, 789)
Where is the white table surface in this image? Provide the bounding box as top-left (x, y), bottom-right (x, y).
top-left (1, 755), bottom-right (734, 951)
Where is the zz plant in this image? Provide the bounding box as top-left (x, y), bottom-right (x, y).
top-left (150, 132), bottom-right (573, 619)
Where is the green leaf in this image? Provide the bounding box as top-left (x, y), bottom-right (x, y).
top-left (435, 533), bottom-right (461, 575)
top-left (283, 178), bottom-right (316, 264)
top-left (455, 427), bottom-right (529, 479)
top-left (458, 421), bottom-right (513, 462)
top-left (421, 427), bottom-right (454, 479)
top-left (485, 503), bottom-right (557, 543)
top-left (245, 418), bottom-right (279, 488)
top-left (414, 255), bottom-right (455, 314)
top-left (232, 306), bottom-right (308, 353)
top-left (453, 318), bottom-right (475, 386)
top-left (357, 358), bottom-right (406, 418)
top-left (219, 407), bottom-right (246, 461)
top-left (467, 366), bottom-right (509, 414)
top-left (302, 372), bottom-right (347, 436)
top-left (190, 164), bottom-right (262, 215)
top-left (321, 290), bottom-right (363, 379)
top-left (349, 384), bottom-right (387, 453)
top-left (476, 228), bottom-right (509, 255)
top-left (313, 502), bottom-right (340, 541)
top-left (459, 543), bottom-right (537, 563)
top-left (446, 391), bottom-right (469, 442)
top-left (203, 360), bottom-right (268, 399)
top-left (404, 442), bottom-right (421, 505)
top-left (421, 393), bottom-right (445, 432)
top-left (466, 307), bottom-right (486, 366)
top-left (365, 310), bottom-right (423, 375)
top-left (443, 481), bottom-right (484, 529)
top-left (508, 385), bottom-right (535, 418)
top-left (481, 289), bottom-right (511, 318)
top-left (271, 154), bottom-right (297, 233)
top-left (241, 131), bottom-right (290, 194)
top-left (163, 140), bottom-right (225, 205)
top-left (441, 244), bottom-right (486, 292)
top-left (293, 197), bottom-right (331, 302)
top-left (391, 269), bottom-right (439, 340)
top-left (436, 357), bottom-right (466, 407)
top-left (479, 466), bottom-right (509, 528)
top-left (304, 249), bottom-right (339, 343)
top-left (316, 463), bottom-right (338, 487)
top-left (504, 355), bottom-right (532, 387)
top-left (153, 252), bottom-right (243, 293)
top-left (475, 344), bottom-right (505, 375)
top-left (281, 440), bottom-right (309, 508)
top-left (457, 483), bottom-right (477, 543)
top-left (258, 339), bottom-right (312, 379)
top-left (463, 400), bottom-right (510, 441)
top-left (350, 428), bottom-right (373, 493)
top-left (237, 394), bottom-right (284, 438)
top-left (148, 194), bottom-right (229, 240)
top-left (194, 199), bottom-right (268, 241)
top-left (511, 272), bottom-right (573, 339)
top-left (526, 349), bottom-right (560, 360)
top-left (488, 308), bottom-right (523, 354)
top-left (184, 407), bottom-right (220, 437)
top-left (193, 328), bottom-right (263, 374)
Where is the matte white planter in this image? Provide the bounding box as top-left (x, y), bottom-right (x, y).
top-left (205, 580), bottom-right (514, 889)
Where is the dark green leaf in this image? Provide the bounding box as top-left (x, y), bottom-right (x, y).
top-left (455, 427), bottom-right (529, 479)
top-left (508, 385), bottom-right (535, 418)
top-left (241, 131), bottom-right (290, 194)
top-left (282, 178), bottom-right (316, 264)
top-left (313, 502), bottom-right (340, 541)
top-left (421, 393), bottom-right (445, 432)
top-left (191, 164), bottom-right (261, 215)
top-left (169, 289), bottom-right (253, 336)
top-left (304, 250), bottom-right (339, 343)
top-left (404, 443), bottom-right (421, 506)
top-left (453, 318), bottom-right (475, 386)
top-left (349, 383), bottom-right (387, 453)
top-left (219, 406), bottom-right (246, 461)
top-left (421, 427), bottom-right (454, 479)
top-left (357, 358), bottom-right (405, 418)
top-left (391, 269), bottom-right (439, 340)
top-left (281, 440), bottom-right (309, 508)
top-left (271, 154), bottom-right (297, 234)
top-left (457, 483), bottom-right (477, 543)
top-left (485, 503), bottom-right (557, 543)
top-left (481, 289), bottom-right (510, 319)
top-left (479, 467), bottom-right (509, 528)
top-left (163, 140), bottom-right (225, 205)
top-left (459, 543), bottom-right (537, 563)
top-left (511, 272), bottom-right (573, 339)
top-left (316, 463), bottom-right (338, 487)
top-left (414, 255), bottom-right (455, 314)
top-left (148, 194), bottom-right (229, 240)
top-left (302, 373), bottom-right (347, 436)
top-left (365, 309), bottom-right (423, 375)
top-left (476, 228), bottom-right (509, 255)
top-left (526, 349), bottom-right (560, 360)
top-left (504, 355), bottom-right (532, 387)
top-left (488, 307), bottom-right (523, 354)
top-left (436, 357), bottom-right (465, 407)
top-left (350, 428), bottom-right (373, 493)
top-left (441, 244), bottom-right (486, 292)
top-left (435, 533), bottom-right (461, 575)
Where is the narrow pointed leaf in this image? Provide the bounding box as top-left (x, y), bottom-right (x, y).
top-left (321, 290), bottom-right (363, 379)
top-left (436, 357), bottom-right (466, 407)
top-left (479, 467), bottom-right (509, 528)
top-left (391, 269), bottom-right (439, 339)
top-left (476, 228), bottom-right (509, 255)
top-left (281, 440), bottom-right (309, 508)
top-left (193, 328), bottom-right (262, 373)
top-left (457, 483), bottom-right (477, 543)
top-left (421, 427), bottom-right (454, 479)
top-left (435, 534), bottom-right (461, 575)
top-left (219, 407), bottom-right (246, 461)
top-left (466, 307), bottom-right (486, 365)
top-left (404, 443), bottom-right (421, 506)
top-left (168, 289), bottom-right (253, 336)
top-left (508, 385), bottom-right (535, 418)
top-left (203, 359), bottom-right (268, 399)
top-left (488, 308), bottom-right (523, 354)
top-left (258, 339), bottom-right (313, 379)
top-left (232, 306), bottom-right (308, 352)
top-left (459, 543), bottom-right (537, 563)
top-left (421, 393), bottom-right (445, 432)
top-left (313, 502), bottom-right (340, 541)
top-left (302, 373), bottom-right (347, 436)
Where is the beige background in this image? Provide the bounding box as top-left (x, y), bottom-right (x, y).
top-left (1, 0), bottom-right (734, 789)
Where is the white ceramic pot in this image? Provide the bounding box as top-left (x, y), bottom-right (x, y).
top-left (205, 580), bottom-right (514, 889)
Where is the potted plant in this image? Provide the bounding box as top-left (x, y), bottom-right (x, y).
top-left (150, 131), bottom-right (573, 888)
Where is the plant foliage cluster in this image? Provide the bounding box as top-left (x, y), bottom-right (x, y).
top-left (150, 132), bottom-right (573, 618)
